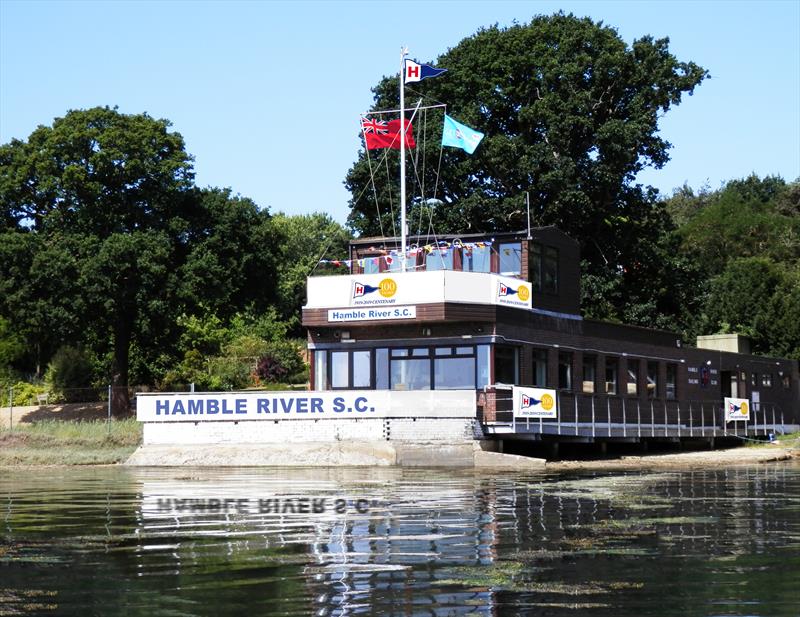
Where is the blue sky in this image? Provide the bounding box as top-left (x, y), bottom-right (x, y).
top-left (1, 1), bottom-right (798, 224)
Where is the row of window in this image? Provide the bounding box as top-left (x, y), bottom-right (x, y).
top-left (748, 371), bottom-right (790, 389)
top-left (359, 240), bottom-right (560, 295)
top-left (315, 345), bottom-right (491, 391)
top-left (541, 352), bottom-right (678, 400)
top-left (315, 345), bottom-right (792, 396)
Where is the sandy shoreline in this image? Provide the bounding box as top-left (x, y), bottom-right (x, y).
top-left (546, 441), bottom-right (800, 471)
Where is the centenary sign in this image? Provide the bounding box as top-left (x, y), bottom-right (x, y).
top-left (724, 397), bottom-right (750, 421)
top-left (513, 386), bottom-right (558, 419)
top-left (305, 271), bottom-right (533, 318)
top-left (136, 390), bottom-right (476, 422)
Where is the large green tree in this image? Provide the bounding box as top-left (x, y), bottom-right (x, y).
top-left (0, 106), bottom-right (195, 412)
top-left (346, 14), bottom-right (705, 243)
top-left (665, 175), bottom-right (800, 358)
top-left (345, 13), bottom-right (707, 331)
top-left (0, 107), bottom-right (282, 413)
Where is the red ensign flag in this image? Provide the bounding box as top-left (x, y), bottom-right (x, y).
top-left (360, 118), bottom-right (416, 150)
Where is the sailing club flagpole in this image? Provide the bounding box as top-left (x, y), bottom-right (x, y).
top-left (399, 46), bottom-right (408, 272)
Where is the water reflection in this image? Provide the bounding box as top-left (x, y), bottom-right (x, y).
top-left (0, 463), bottom-right (798, 616)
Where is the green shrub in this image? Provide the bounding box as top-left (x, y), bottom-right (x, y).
top-left (46, 346), bottom-right (96, 402)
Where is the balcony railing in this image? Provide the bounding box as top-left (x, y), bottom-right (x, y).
top-left (480, 386), bottom-right (791, 439)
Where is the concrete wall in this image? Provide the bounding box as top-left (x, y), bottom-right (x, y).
top-left (142, 417), bottom-right (479, 445)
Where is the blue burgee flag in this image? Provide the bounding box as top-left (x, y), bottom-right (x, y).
top-left (441, 114), bottom-right (484, 154)
top-left (404, 59), bottom-right (447, 83)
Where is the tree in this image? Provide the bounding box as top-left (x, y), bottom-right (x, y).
top-left (344, 14), bottom-right (706, 332)
top-left (345, 14), bottom-right (706, 247)
top-left (673, 175), bottom-right (800, 274)
top-left (700, 257), bottom-right (800, 360)
top-left (269, 212), bottom-right (351, 329)
top-left (0, 107), bottom-right (195, 414)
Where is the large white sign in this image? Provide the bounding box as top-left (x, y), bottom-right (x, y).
top-left (328, 306), bottom-right (416, 322)
top-left (724, 397), bottom-right (750, 421)
top-left (513, 386), bottom-right (558, 419)
top-left (306, 271), bottom-right (532, 319)
top-left (137, 390), bottom-right (476, 422)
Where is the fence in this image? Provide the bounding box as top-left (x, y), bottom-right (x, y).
top-left (484, 386), bottom-right (791, 439)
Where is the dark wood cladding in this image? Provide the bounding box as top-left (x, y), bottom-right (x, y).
top-left (302, 302), bottom-right (496, 327)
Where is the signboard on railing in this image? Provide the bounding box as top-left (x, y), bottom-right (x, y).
top-left (513, 386), bottom-right (558, 419)
top-left (724, 397), bottom-right (750, 421)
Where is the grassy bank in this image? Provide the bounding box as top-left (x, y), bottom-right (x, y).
top-left (0, 419), bottom-right (142, 465)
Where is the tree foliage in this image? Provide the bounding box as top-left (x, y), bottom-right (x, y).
top-left (0, 107), bottom-right (289, 412)
top-left (345, 13), bottom-right (707, 333)
top-left (666, 175), bottom-right (800, 359)
top-left (346, 14), bottom-right (705, 246)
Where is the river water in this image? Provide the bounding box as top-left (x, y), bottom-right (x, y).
top-left (0, 463), bottom-right (798, 616)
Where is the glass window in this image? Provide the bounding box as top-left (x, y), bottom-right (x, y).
top-left (376, 348), bottom-right (389, 389)
top-left (435, 347), bottom-right (453, 356)
top-left (477, 345), bottom-right (491, 388)
top-left (532, 349), bottom-right (547, 387)
top-left (352, 351), bottom-right (371, 388)
top-left (606, 358), bottom-right (618, 395)
top-left (647, 361), bottom-right (659, 399)
top-left (558, 352), bottom-right (572, 390)
top-left (331, 351), bottom-right (350, 389)
top-left (498, 242), bottom-right (521, 276)
top-left (411, 348), bottom-right (429, 357)
top-left (391, 358), bottom-right (430, 390)
top-left (782, 374), bottom-right (791, 389)
top-left (495, 346), bottom-right (518, 384)
top-left (751, 372), bottom-right (758, 387)
top-left (426, 248), bottom-right (454, 271)
top-left (391, 348), bottom-right (409, 357)
top-left (314, 350), bottom-right (327, 390)
top-left (543, 247), bottom-right (558, 294)
top-left (762, 373), bottom-right (773, 388)
top-left (462, 244), bottom-right (491, 273)
top-left (583, 355), bottom-right (596, 393)
top-left (456, 346), bottom-right (472, 355)
top-left (529, 244), bottom-right (542, 292)
top-left (666, 364), bottom-right (677, 400)
top-left (435, 357), bottom-right (476, 389)
top-left (627, 361), bottom-right (638, 396)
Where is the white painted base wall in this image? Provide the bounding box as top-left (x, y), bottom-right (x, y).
top-left (143, 417), bottom-right (480, 445)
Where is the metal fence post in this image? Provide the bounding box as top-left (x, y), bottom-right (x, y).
top-left (8, 386), bottom-right (12, 432)
top-left (622, 397), bottom-right (627, 437)
top-left (107, 384), bottom-right (112, 434)
top-left (689, 402), bottom-right (693, 437)
top-left (591, 396), bottom-right (596, 438)
top-left (701, 403), bottom-right (705, 437)
top-left (574, 395), bottom-right (579, 436)
top-left (650, 401), bottom-right (655, 437)
top-left (637, 400), bottom-right (641, 439)
top-left (606, 397), bottom-right (611, 437)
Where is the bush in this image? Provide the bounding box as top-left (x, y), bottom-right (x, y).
top-left (255, 340), bottom-right (307, 385)
top-left (46, 346), bottom-right (96, 402)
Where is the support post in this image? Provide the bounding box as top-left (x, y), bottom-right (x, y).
top-left (107, 384), bottom-right (112, 435)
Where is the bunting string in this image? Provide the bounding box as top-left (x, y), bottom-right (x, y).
top-left (319, 241), bottom-right (493, 269)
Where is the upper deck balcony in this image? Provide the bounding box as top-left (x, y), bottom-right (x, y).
top-left (302, 228), bottom-right (581, 327)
